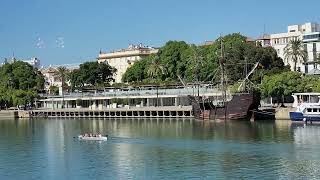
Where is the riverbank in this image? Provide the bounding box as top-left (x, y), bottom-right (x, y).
top-left (0, 111), bottom-right (18, 118)
top-left (4, 105), bottom-right (295, 120)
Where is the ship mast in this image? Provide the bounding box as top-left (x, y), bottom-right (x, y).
top-left (220, 37), bottom-right (228, 121)
top-left (220, 37), bottom-right (226, 105)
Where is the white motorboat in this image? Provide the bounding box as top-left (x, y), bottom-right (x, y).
top-left (77, 135), bottom-right (108, 141)
top-left (290, 93), bottom-right (320, 122)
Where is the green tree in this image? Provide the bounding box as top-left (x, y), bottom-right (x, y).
top-left (0, 61), bottom-right (45, 90)
top-left (122, 33), bottom-right (287, 85)
top-left (69, 61), bottom-right (116, 90)
top-left (147, 55), bottom-right (165, 80)
top-left (54, 66), bottom-right (70, 92)
top-left (49, 85), bottom-right (59, 95)
top-left (157, 41), bottom-right (189, 80)
top-left (260, 71), bottom-right (320, 105)
top-left (0, 61), bottom-right (44, 109)
top-left (284, 39), bottom-right (307, 72)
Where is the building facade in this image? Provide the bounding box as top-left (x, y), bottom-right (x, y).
top-left (259, 22), bottom-right (320, 73)
top-left (41, 63), bottom-right (80, 92)
top-left (97, 44), bottom-right (158, 83)
top-left (22, 57), bottom-right (41, 69)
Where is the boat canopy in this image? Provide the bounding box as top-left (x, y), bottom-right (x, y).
top-left (292, 93), bottom-right (320, 107)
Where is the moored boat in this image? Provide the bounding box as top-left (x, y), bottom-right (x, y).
top-left (189, 37), bottom-right (262, 121)
top-left (190, 92), bottom-right (260, 120)
top-left (290, 93), bottom-right (320, 122)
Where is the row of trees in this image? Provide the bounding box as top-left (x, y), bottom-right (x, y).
top-left (122, 34), bottom-right (320, 102)
top-left (122, 33), bottom-right (288, 85)
top-left (0, 61), bottom-right (45, 109)
top-left (260, 71), bottom-right (320, 104)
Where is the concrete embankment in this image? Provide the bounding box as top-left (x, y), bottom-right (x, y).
top-left (0, 111), bottom-right (18, 118)
top-left (9, 106), bottom-right (295, 120)
top-left (275, 107), bottom-right (294, 120)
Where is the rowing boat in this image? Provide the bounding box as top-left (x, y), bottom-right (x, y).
top-left (77, 135), bottom-right (108, 141)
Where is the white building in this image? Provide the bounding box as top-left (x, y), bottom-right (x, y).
top-left (41, 67), bottom-right (62, 91)
top-left (41, 64), bottom-right (80, 92)
top-left (22, 57), bottom-right (41, 69)
top-left (259, 22), bottom-right (320, 73)
top-left (97, 44), bottom-right (158, 83)
top-left (2, 57), bottom-right (41, 68)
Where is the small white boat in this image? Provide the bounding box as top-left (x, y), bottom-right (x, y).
top-left (77, 135), bottom-right (108, 141)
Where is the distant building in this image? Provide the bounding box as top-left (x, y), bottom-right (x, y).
top-left (22, 57), bottom-right (41, 69)
top-left (256, 34), bottom-right (271, 47)
top-left (40, 63), bottom-right (80, 91)
top-left (1, 57), bottom-right (41, 69)
top-left (97, 44), bottom-right (158, 83)
top-left (202, 40), bottom-right (214, 46)
top-left (246, 37), bottom-right (255, 43)
top-left (41, 67), bottom-right (61, 91)
top-left (258, 22), bottom-right (320, 73)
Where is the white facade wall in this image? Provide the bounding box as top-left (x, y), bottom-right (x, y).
top-left (268, 22), bottom-right (320, 73)
top-left (23, 57), bottom-right (41, 69)
top-left (303, 33), bottom-right (320, 73)
top-left (106, 56), bottom-right (142, 83)
top-left (98, 45), bottom-right (158, 83)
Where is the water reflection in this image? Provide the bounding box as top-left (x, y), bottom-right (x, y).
top-left (0, 118), bottom-right (320, 179)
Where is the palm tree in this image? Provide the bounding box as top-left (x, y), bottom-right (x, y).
top-left (147, 56), bottom-right (165, 80)
top-left (284, 39), bottom-right (307, 72)
top-left (54, 66), bottom-right (69, 108)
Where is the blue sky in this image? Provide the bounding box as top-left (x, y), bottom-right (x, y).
top-left (1, 0), bottom-right (320, 66)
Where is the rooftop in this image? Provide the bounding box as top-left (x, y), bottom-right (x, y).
top-left (98, 44), bottom-right (158, 60)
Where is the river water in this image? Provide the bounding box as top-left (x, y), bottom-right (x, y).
top-left (0, 118), bottom-right (320, 179)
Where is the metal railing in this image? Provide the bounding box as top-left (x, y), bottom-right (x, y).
top-left (40, 87), bottom-right (222, 99)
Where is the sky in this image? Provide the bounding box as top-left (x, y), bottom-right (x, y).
top-left (0, 0), bottom-right (320, 66)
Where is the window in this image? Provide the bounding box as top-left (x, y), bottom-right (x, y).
top-left (303, 34), bottom-right (320, 40)
top-left (313, 108), bottom-right (318, 112)
top-left (307, 108), bottom-right (312, 112)
top-left (305, 64), bottom-right (308, 74)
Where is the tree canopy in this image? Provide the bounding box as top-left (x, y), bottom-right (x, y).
top-left (0, 61), bottom-right (44, 90)
top-left (284, 39), bottom-right (307, 72)
top-left (260, 71), bottom-right (320, 103)
top-left (70, 61), bottom-right (116, 90)
top-left (122, 33), bottom-right (288, 84)
top-left (0, 61), bottom-right (44, 108)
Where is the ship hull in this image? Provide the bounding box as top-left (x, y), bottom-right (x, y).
top-left (290, 112), bottom-right (320, 122)
top-left (190, 93), bottom-right (260, 121)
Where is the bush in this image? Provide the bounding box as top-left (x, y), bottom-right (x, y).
top-left (76, 99), bottom-right (82, 107)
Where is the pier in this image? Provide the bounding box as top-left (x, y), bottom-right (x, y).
top-left (29, 86), bottom-right (227, 119)
top-left (28, 106), bottom-right (193, 118)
